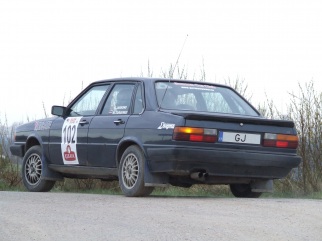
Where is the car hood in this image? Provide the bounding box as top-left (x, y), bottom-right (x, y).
top-left (15, 116), bottom-right (58, 132)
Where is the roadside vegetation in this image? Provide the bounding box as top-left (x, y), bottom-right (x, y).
top-left (1, 63), bottom-right (321, 198)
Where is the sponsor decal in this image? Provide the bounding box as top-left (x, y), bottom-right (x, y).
top-left (157, 122), bottom-right (175, 130)
top-left (61, 117), bottom-right (82, 165)
top-left (174, 82), bottom-right (216, 91)
top-left (181, 86), bottom-right (215, 91)
top-left (116, 106), bottom-right (127, 110)
top-left (156, 83), bottom-right (172, 89)
top-left (63, 145), bottom-right (76, 161)
top-left (34, 121), bottom-right (52, 131)
top-left (112, 106), bottom-right (128, 114)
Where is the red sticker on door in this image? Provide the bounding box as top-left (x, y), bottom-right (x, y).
top-left (64, 145), bottom-right (76, 161)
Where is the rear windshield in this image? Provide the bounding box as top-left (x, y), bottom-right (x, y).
top-left (155, 82), bottom-right (259, 117)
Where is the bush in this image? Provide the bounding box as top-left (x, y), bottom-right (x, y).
top-left (0, 118), bottom-right (23, 190)
top-left (287, 81), bottom-right (322, 193)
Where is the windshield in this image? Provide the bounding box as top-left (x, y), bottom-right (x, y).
top-left (155, 82), bottom-right (259, 117)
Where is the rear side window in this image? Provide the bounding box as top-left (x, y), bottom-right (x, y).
top-left (155, 82), bottom-right (258, 116)
top-left (101, 84), bottom-right (135, 115)
top-left (133, 85), bottom-right (144, 114)
top-left (201, 92), bottom-right (231, 113)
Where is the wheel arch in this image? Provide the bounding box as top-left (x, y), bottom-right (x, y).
top-left (25, 133), bottom-right (43, 153)
top-left (117, 136), bottom-right (169, 190)
top-left (24, 134), bottom-right (63, 181)
top-left (116, 137), bottom-right (146, 167)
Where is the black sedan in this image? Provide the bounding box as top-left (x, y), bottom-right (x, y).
top-left (10, 78), bottom-right (301, 197)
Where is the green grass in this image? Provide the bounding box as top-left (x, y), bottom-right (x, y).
top-left (0, 183), bottom-right (24, 191)
top-left (51, 183), bottom-right (322, 199)
top-left (1, 176), bottom-right (322, 199)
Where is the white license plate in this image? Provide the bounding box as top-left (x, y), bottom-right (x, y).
top-left (218, 131), bottom-right (261, 145)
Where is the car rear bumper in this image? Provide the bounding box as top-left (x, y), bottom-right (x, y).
top-left (146, 146), bottom-right (302, 180)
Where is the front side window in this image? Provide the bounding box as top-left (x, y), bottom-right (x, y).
top-left (69, 85), bottom-right (110, 116)
top-left (155, 81), bottom-right (259, 116)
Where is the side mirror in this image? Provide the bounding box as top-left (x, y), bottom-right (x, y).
top-left (51, 106), bottom-right (66, 117)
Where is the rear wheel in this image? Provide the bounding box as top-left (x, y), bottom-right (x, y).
top-left (22, 146), bottom-right (55, 192)
top-left (230, 184), bottom-right (262, 198)
top-left (118, 145), bottom-right (154, 197)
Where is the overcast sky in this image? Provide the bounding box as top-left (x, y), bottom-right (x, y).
top-left (1, 0), bottom-right (322, 124)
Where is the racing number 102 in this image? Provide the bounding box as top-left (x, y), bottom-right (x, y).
top-left (63, 125), bottom-right (76, 144)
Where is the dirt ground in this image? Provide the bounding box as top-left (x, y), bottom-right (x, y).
top-left (0, 191), bottom-right (321, 241)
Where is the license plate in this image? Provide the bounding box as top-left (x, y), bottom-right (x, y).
top-left (218, 131), bottom-right (261, 145)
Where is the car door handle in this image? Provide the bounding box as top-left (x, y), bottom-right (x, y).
top-left (79, 120), bottom-right (89, 125)
top-left (114, 119), bottom-right (125, 125)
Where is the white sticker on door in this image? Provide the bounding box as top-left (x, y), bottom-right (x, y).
top-left (61, 117), bottom-right (82, 165)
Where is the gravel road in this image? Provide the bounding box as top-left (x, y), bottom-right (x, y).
top-left (0, 191), bottom-right (321, 241)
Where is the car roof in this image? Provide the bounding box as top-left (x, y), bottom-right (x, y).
top-left (91, 77), bottom-right (230, 89)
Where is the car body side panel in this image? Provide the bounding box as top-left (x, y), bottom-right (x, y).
top-left (126, 111), bottom-right (184, 143)
top-left (87, 115), bottom-right (129, 167)
top-left (13, 119), bottom-right (54, 159)
top-left (48, 117), bottom-right (93, 166)
top-left (125, 111), bottom-right (185, 165)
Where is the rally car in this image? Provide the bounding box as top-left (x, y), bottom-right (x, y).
top-left (10, 77), bottom-right (301, 197)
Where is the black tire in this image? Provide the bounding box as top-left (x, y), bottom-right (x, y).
top-left (230, 184), bottom-right (262, 198)
top-left (118, 145), bottom-right (154, 197)
top-left (22, 146), bottom-right (55, 192)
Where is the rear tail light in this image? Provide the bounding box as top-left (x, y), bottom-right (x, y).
top-left (263, 133), bottom-right (299, 149)
top-left (173, 127), bottom-right (217, 143)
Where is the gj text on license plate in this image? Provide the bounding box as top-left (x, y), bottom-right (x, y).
top-left (218, 132), bottom-right (261, 145)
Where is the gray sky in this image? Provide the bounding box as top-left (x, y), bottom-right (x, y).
top-left (1, 0), bottom-right (322, 124)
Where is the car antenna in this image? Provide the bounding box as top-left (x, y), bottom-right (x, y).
top-left (158, 34), bottom-right (189, 111)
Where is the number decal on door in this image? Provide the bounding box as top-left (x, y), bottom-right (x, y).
top-left (61, 117), bottom-right (82, 165)
top-left (62, 125), bottom-right (76, 144)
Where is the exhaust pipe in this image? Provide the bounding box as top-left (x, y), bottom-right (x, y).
top-left (190, 172), bottom-right (208, 181)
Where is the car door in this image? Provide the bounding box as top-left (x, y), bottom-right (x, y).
top-left (49, 84), bottom-right (110, 166)
top-left (86, 83), bottom-right (136, 167)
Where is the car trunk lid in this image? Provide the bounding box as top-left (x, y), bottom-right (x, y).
top-left (171, 111), bottom-right (298, 150)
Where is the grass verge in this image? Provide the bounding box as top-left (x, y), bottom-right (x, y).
top-left (1, 175), bottom-right (322, 199)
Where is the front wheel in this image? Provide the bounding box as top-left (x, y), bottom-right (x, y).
top-left (22, 146), bottom-right (55, 192)
top-left (118, 145), bottom-right (154, 197)
top-left (230, 184), bottom-right (262, 198)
